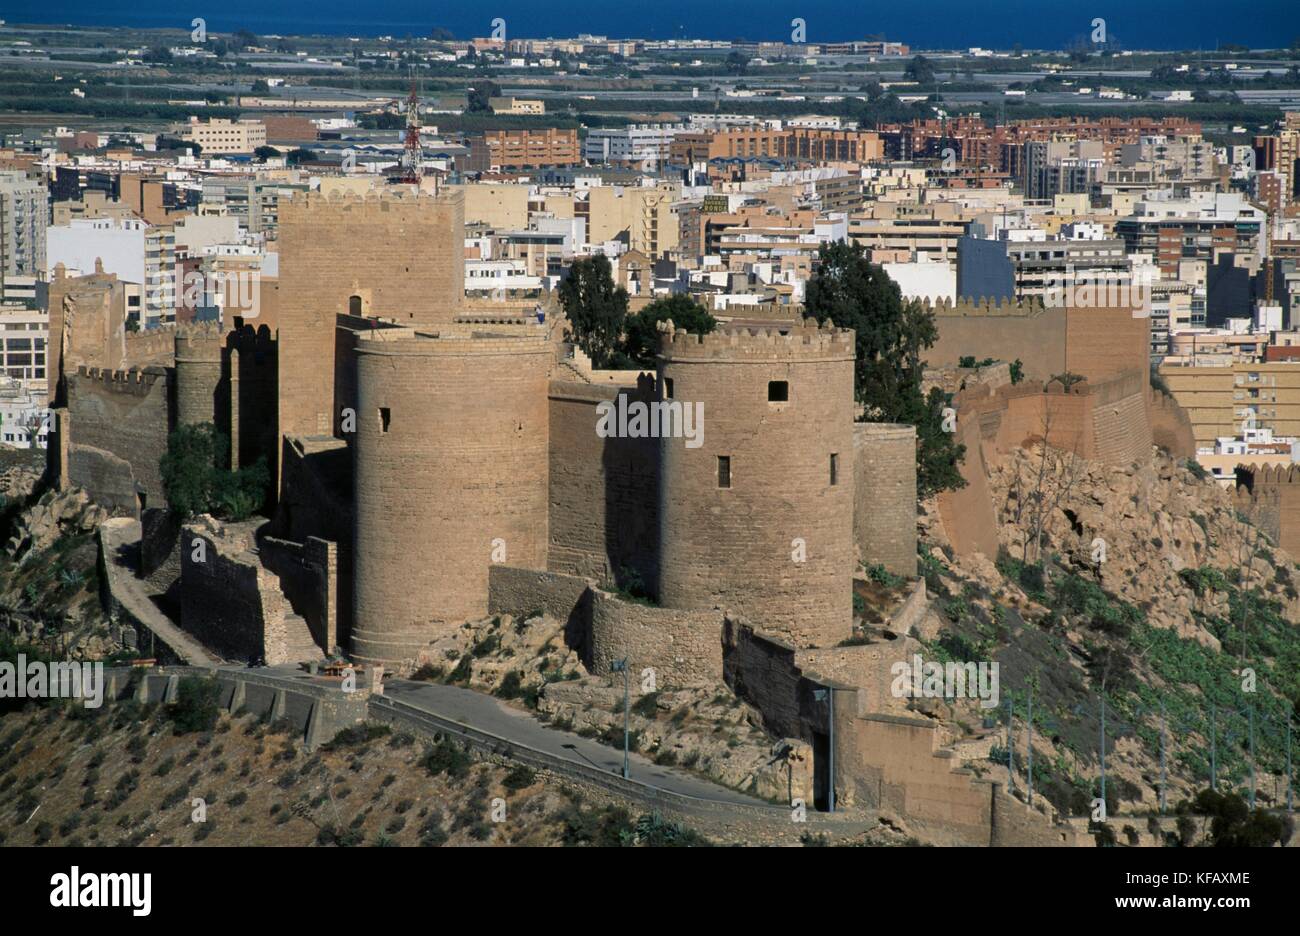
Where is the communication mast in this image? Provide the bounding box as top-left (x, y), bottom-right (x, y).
top-left (397, 75), bottom-right (423, 185)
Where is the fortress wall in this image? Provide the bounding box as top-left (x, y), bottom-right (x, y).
top-left (836, 713), bottom-right (995, 845)
top-left (276, 191), bottom-right (465, 446)
top-left (1090, 376), bottom-right (1152, 468)
top-left (66, 366), bottom-right (171, 514)
top-left (588, 589), bottom-right (725, 688)
top-left (547, 379), bottom-right (659, 586)
top-left (853, 423), bottom-right (917, 577)
top-left (1235, 465), bottom-right (1300, 556)
top-left (228, 324), bottom-right (278, 472)
top-left (936, 413), bottom-right (999, 558)
top-left (487, 565), bottom-right (591, 627)
top-left (1149, 388), bottom-right (1196, 458)
top-left (180, 522), bottom-right (289, 664)
top-left (927, 300), bottom-right (1067, 379)
top-left (260, 535), bottom-right (338, 656)
top-left (1064, 306), bottom-right (1151, 384)
top-left (351, 329), bottom-right (550, 666)
top-left (657, 322), bottom-right (857, 648)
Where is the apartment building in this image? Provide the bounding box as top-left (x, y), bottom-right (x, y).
top-left (0, 172), bottom-right (47, 291)
top-left (181, 118), bottom-right (268, 155)
top-left (467, 129), bottom-right (580, 171)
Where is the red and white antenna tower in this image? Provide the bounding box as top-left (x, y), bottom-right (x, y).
top-left (397, 74), bottom-right (423, 185)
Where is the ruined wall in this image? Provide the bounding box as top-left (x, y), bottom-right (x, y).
top-left (853, 423), bottom-right (917, 577)
top-left (260, 535), bottom-right (339, 656)
top-left (721, 620), bottom-right (828, 743)
top-left (547, 378), bottom-right (659, 586)
top-left (351, 327), bottom-right (550, 666)
top-left (276, 190), bottom-right (465, 447)
top-left (180, 521), bottom-right (290, 664)
top-left (658, 321), bottom-right (857, 648)
top-left (65, 366), bottom-right (171, 515)
top-left (588, 589), bottom-right (725, 688)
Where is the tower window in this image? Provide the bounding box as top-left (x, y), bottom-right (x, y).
top-left (717, 456), bottom-right (731, 489)
top-left (379, 408), bottom-right (391, 433)
top-left (663, 377), bottom-right (674, 399)
top-left (768, 380), bottom-right (789, 402)
top-left (349, 295), bottom-right (362, 316)
top-left (830, 453), bottom-right (839, 486)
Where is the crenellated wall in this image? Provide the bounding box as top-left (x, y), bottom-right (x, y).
top-left (65, 365), bottom-right (171, 515)
top-left (1234, 464), bottom-right (1300, 556)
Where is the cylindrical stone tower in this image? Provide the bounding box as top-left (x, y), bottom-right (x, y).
top-left (174, 325), bottom-right (223, 428)
top-left (351, 326), bottom-right (551, 666)
top-left (657, 319), bottom-right (857, 648)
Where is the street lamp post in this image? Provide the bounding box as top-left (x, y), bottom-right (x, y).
top-left (610, 658), bottom-right (630, 780)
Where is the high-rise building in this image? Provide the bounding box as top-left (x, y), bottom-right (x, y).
top-left (0, 171), bottom-right (48, 298)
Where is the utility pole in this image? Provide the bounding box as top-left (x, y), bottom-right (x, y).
top-left (1159, 698), bottom-right (1168, 814)
top-left (1099, 694), bottom-right (1107, 810)
top-left (1026, 684), bottom-right (1034, 804)
top-left (813, 688), bottom-right (836, 812)
top-left (1249, 705), bottom-right (1256, 809)
top-left (1210, 701), bottom-right (1217, 791)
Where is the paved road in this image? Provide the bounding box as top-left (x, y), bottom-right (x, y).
top-left (382, 678), bottom-right (776, 808)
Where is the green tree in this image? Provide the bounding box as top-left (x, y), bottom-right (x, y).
top-left (465, 80), bottom-right (501, 114)
top-left (558, 256), bottom-right (629, 368)
top-left (160, 423), bottom-right (269, 521)
top-left (286, 147), bottom-right (317, 165)
top-left (253, 145), bottom-right (281, 161)
top-left (904, 55), bottom-right (936, 85)
top-left (804, 241), bottom-right (965, 497)
top-left (621, 294), bottom-right (717, 367)
top-left (725, 51), bottom-right (749, 75)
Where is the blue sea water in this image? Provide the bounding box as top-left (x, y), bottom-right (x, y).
top-left (1, 0), bottom-right (1296, 51)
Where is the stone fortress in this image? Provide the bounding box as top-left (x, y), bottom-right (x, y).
top-left (47, 187), bottom-right (1203, 844)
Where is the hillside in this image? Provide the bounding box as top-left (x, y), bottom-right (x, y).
top-left (915, 447), bottom-right (1300, 831)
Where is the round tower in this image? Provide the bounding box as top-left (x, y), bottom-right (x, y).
top-left (351, 326), bottom-right (551, 666)
top-left (174, 324), bottom-right (224, 428)
top-left (657, 319), bottom-right (857, 648)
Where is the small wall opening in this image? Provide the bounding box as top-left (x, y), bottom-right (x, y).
top-left (768, 380), bottom-right (789, 402)
top-left (349, 295), bottom-right (363, 316)
top-left (379, 407), bottom-right (391, 433)
top-left (717, 455), bottom-right (731, 489)
top-left (829, 452), bottom-right (839, 486)
top-left (663, 377), bottom-right (674, 399)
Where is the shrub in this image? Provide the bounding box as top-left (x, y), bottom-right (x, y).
top-left (168, 678), bottom-right (221, 734)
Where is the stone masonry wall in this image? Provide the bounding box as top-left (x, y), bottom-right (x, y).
top-left (66, 366), bottom-right (171, 515)
top-left (180, 520), bottom-right (290, 664)
top-left (853, 423), bottom-right (917, 577)
top-left (588, 589), bottom-right (725, 688)
top-left (260, 535), bottom-right (339, 656)
top-left (547, 378), bottom-right (659, 587)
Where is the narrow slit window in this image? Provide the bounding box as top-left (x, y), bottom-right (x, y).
top-left (830, 453), bottom-right (839, 486)
top-left (768, 380), bottom-right (789, 402)
top-left (379, 407), bottom-right (391, 433)
top-left (663, 377), bottom-right (674, 399)
top-left (717, 455), bottom-right (731, 489)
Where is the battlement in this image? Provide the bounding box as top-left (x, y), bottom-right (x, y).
top-left (354, 324), bottom-right (550, 357)
top-left (174, 321), bottom-right (226, 359)
top-left (925, 297), bottom-right (1047, 318)
top-left (73, 364), bottom-right (168, 394)
top-left (1237, 463), bottom-right (1300, 487)
top-left (280, 187), bottom-right (463, 218)
top-left (659, 317), bottom-right (855, 362)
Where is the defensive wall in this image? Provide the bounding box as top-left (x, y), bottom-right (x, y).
top-left (63, 365), bottom-right (170, 515)
top-left (854, 423), bottom-right (917, 577)
top-left (1234, 464), bottom-right (1300, 557)
top-left (350, 325), bottom-right (551, 666)
top-left (656, 320), bottom-right (858, 649)
top-left (180, 517), bottom-right (324, 665)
